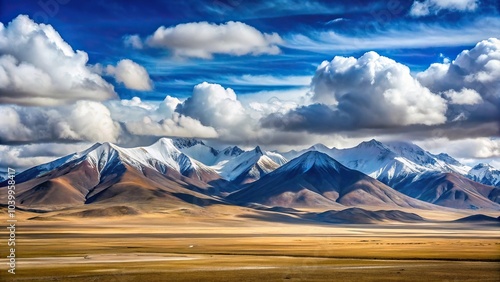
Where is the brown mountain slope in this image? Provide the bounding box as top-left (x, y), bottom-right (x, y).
top-left (313, 208), bottom-right (425, 224)
top-left (0, 145), bottom-right (226, 210)
top-left (393, 172), bottom-right (500, 210)
top-left (227, 151), bottom-right (435, 209)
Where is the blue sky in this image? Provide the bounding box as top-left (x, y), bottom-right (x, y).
top-left (0, 0), bottom-right (499, 170)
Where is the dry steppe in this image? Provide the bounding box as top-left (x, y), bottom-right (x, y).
top-left (1, 204), bottom-right (499, 281)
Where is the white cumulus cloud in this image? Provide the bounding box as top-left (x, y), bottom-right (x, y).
top-left (418, 38), bottom-right (500, 123)
top-left (417, 137), bottom-right (500, 159)
top-left (105, 96), bottom-right (218, 140)
top-left (143, 21), bottom-right (283, 59)
top-left (0, 15), bottom-right (117, 106)
top-left (443, 88), bottom-right (483, 105)
top-left (310, 51), bottom-right (447, 127)
top-left (176, 82), bottom-right (248, 130)
top-left (106, 59), bottom-right (153, 91)
top-left (0, 143), bottom-right (92, 170)
top-left (0, 101), bottom-right (120, 143)
top-left (0, 96), bottom-right (218, 145)
top-left (124, 113), bottom-right (218, 139)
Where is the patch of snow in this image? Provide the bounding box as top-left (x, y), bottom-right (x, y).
top-left (178, 143), bottom-right (218, 165)
top-left (264, 151), bottom-right (288, 166)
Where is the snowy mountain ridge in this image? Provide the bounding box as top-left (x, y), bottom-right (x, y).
top-left (5, 137), bottom-right (497, 190)
top-left (3, 137), bottom-right (499, 210)
top-left (280, 139), bottom-right (473, 187)
top-left (468, 163), bottom-right (500, 187)
top-left (16, 138), bottom-right (220, 185)
top-left (172, 138), bottom-right (287, 182)
top-left (212, 146), bottom-right (280, 184)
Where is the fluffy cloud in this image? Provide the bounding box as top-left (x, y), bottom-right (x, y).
top-left (106, 96), bottom-right (218, 140)
top-left (111, 97), bottom-right (218, 141)
top-left (418, 38), bottom-right (500, 90)
top-left (443, 88), bottom-right (483, 105)
top-left (0, 15), bottom-right (117, 106)
top-left (0, 101), bottom-right (120, 143)
top-left (157, 95), bottom-right (182, 117)
top-left (106, 59), bottom-right (153, 91)
top-left (417, 137), bottom-right (500, 159)
top-left (142, 21), bottom-right (283, 59)
top-left (0, 143), bottom-right (91, 170)
top-left (176, 82), bottom-right (248, 131)
top-left (105, 97), bottom-right (160, 123)
top-left (410, 0), bottom-right (479, 17)
top-left (106, 95), bottom-right (182, 123)
top-left (249, 97), bottom-right (299, 117)
top-left (0, 95), bottom-right (218, 146)
top-left (262, 51), bottom-right (447, 133)
top-left (418, 38), bottom-right (500, 123)
top-left (124, 113), bottom-right (218, 139)
top-left (172, 82), bottom-right (369, 147)
top-left (174, 82), bottom-right (323, 145)
top-left (310, 52), bottom-right (447, 126)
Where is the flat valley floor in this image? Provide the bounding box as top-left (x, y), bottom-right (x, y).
top-left (1, 205), bottom-right (499, 281)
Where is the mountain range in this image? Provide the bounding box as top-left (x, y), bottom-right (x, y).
top-left (1, 138), bottom-right (499, 211)
top-left (227, 151), bottom-right (434, 209)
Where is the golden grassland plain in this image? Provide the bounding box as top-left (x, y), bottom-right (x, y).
top-left (1, 205), bottom-right (499, 281)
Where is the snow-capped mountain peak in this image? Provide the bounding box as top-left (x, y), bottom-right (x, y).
top-left (284, 151), bottom-right (340, 173)
top-left (468, 163), bottom-right (500, 187)
top-left (214, 146), bottom-right (280, 184)
top-left (3, 137), bottom-right (485, 192)
top-left (141, 138), bottom-right (184, 169)
top-left (11, 143), bottom-right (104, 184)
top-left (357, 139), bottom-right (386, 148)
top-left (351, 139), bottom-right (395, 158)
top-left (86, 142), bottom-right (124, 174)
top-left (329, 140), bottom-right (472, 182)
top-left (11, 138), bottom-right (223, 187)
top-left (3, 136), bottom-right (499, 211)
